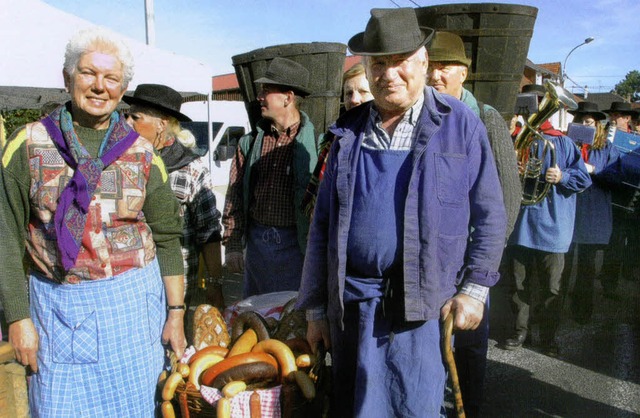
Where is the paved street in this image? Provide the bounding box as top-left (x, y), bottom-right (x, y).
top-left (221, 267), bottom-right (640, 418)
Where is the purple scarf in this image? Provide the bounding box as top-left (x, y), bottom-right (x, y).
top-left (41, 105), bottom-right (139, 271)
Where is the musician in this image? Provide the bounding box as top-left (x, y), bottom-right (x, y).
top-left (605, 101), bottom-right (637, 132)
top-left (562, 102), bottom-right (622, 323)
top-left (601, 102), bottom-right (640, 295)
top-left (505, 84), bottom-right (591, 357)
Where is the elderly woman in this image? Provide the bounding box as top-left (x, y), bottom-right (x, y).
top-left (564, 102), bottom-right (622, 323)
top-left (0, 29), bottom-right (186, 416)
top-left (125, 84), bottom-right (225, 316)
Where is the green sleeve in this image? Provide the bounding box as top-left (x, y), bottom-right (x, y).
top-left (143, 151), bottom-right (184, 276)
top-left (0, 127), bottom-right (32, 323)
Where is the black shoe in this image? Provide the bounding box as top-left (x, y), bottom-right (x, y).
top-left (541, 341), bottom-right (559, 358)
top-left (504, 332), bottom-right (527, 350)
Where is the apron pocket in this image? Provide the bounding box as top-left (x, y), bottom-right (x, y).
top-left (52, 309), bottom-right (98, 364)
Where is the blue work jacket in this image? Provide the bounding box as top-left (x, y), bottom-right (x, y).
top-left (508, 134), bottom-right (592, 252)
top-left (296, 87), bottom-right (507, 325)
top-left (573, 143), bottom-right (622, 244)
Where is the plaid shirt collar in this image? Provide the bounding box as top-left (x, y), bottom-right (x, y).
top-left (364, 92), bottom-right (425, 150)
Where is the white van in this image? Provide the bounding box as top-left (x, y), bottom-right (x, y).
top-left (180, 100), bottom-right (251, 215)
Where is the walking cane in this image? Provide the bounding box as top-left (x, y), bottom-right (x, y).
top-left (442, 313), bottom-right (466, 418)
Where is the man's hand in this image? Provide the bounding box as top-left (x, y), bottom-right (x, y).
top-left (8, 318), bottom-right (39, 372)
top-left (545, 164), bottom-right (563, 184)
top-left (306, 319), bottom-right (331, 354)
top-left (225, 252), bottom-right (244, 274)
top-left (440, 294), bottom-right (484, 331)
top-left (162, 310), bottom-right (187, 359)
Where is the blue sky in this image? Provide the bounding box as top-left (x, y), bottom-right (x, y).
top-left (41, 0), bottom-right (640, 94)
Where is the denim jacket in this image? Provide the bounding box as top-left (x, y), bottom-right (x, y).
top-left (296, 88), bottom-right (507, 325)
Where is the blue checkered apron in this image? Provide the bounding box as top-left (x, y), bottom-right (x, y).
top-left (28, 259), bottom-right (166, 417)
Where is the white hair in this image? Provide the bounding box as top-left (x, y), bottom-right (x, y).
top-left (64, 28), bottom-right (135, 88)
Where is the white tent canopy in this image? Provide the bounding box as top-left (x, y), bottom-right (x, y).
top-left (0, 0), bottom-right (212, 118)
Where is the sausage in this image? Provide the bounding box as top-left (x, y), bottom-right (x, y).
top-left (251, 339), bottom-right (297, 381)
top-left (222, 380), bottom-right (247, 398)
top-left (187, 345), bottom-right (229, 365)
top-left (200, 352), bottom-right (278, 388)
top-left (176, 363), bottom-right (190, 378)
top-left (287, 370), bottom-right (316, 400)
top-left (231, 311), bottom-right (270, 342)
top-left (162, 371), bottom-right (184, 401)
top-left (217, 397), bottom-right (231, 418)
top-left (161, 400), bottom-right (176, 418)
top-left (211, 361), bottom-right (278, 389)
top-left (250, 390), bottom-right (262, 418)
top-left (284, 338), bottom-right (312, 355)
top-left (295, 354), bottom-right (316, 369)
top-left (227, 328), bottom-right (258, 357)
top-left (188, 353), bottom-right (225, 390)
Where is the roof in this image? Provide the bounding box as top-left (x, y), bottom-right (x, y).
top-left (573, 92), bottom-right (627, 111)
top-left (0, 86), bottom-right (208, 112)
top-left (524, 59), bottom-right (557, 77)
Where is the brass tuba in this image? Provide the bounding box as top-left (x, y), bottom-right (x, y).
top-left (514, 81), bottom-right (578, 205)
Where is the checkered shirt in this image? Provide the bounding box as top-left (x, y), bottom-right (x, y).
top-left (168, 156), bottom-right (222, 286)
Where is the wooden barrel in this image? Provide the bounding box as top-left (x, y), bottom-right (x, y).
top-left (416, 3), bottom-right (538, 120)
top-left (232, 42), bottom-right (347, 136)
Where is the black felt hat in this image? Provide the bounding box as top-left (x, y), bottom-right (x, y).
top-left (603, 101), bottom-right (638, 116)
top-left (568, 101), bottom-right (606, 120)
top-left (123, 84), bottom-right (191, 122)
top-left (254, 57), bottom-right (312, 97)
top-left (348, 8), bottom-right (435, 56)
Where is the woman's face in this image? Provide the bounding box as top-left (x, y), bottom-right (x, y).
top-left (126, 106), bottom-right (167, 149)
top-left (580, 115), bottom-right (596, 127)
top-left (64, 51), bottom-right (127, 129)
top-left (343, 73), bottom-right (373, 111)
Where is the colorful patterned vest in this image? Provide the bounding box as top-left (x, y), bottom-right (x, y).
top-left (24, 121), bottom-right (157, 284)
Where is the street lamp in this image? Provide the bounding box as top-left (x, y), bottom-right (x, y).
top-left (560, 37), bottom-right (594, 130)
top-left (562, 37), bottom-right (595, 85)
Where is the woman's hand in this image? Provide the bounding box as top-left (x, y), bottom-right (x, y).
top-left (9, 318), bottom-right (39, 372)
top-left (162, 310), bottom-right (187, 359)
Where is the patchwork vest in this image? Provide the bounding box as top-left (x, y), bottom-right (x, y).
top-left (24, 121), bottom-right (157, 283)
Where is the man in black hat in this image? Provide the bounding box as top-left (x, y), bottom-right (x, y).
top-left (296, 8), bottom-right (507, 417)
top-left (605, 101), bottom-right (637, 133)
top-left (222, 57), bottom-right (317, 298)
top-left (427, 30), bottom-right (520, 417)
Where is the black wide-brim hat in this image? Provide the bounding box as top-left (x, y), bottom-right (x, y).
top-left (254, 57), bottom-right (312, 97)
top-left (123, 83), bottom-right (191, 122)
top-left (348, 8), bottom-right (435, 56)
top-left (603, 101), bottom-right (638, 116)
top-left (568, 101), bottom-right (606, 120)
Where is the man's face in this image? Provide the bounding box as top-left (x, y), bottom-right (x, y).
top-left (610, 112), bottom-right (631, 130)
top-left (257, 84), bottom-right (289, 121)
top-left (343, 73), bottom-right (373, 111)
top-left (427, 61), bottom-right (468, 99)
top-left (366, 47), bottom-right (428, 114)
top-left (64, 51), bottom-right (127, 129)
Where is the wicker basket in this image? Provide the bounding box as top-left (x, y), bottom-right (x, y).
top-left (171, 380), bottom-right (323, 418)
top-left (174, 381), bottom-right (216, 418)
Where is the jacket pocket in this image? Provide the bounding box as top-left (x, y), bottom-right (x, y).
top-left (435, 153), bottom-right (468, 207)
top-left (146, 292), bottom-right (165, 345)
top-left (52, 308), bottom-right (98, 364)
